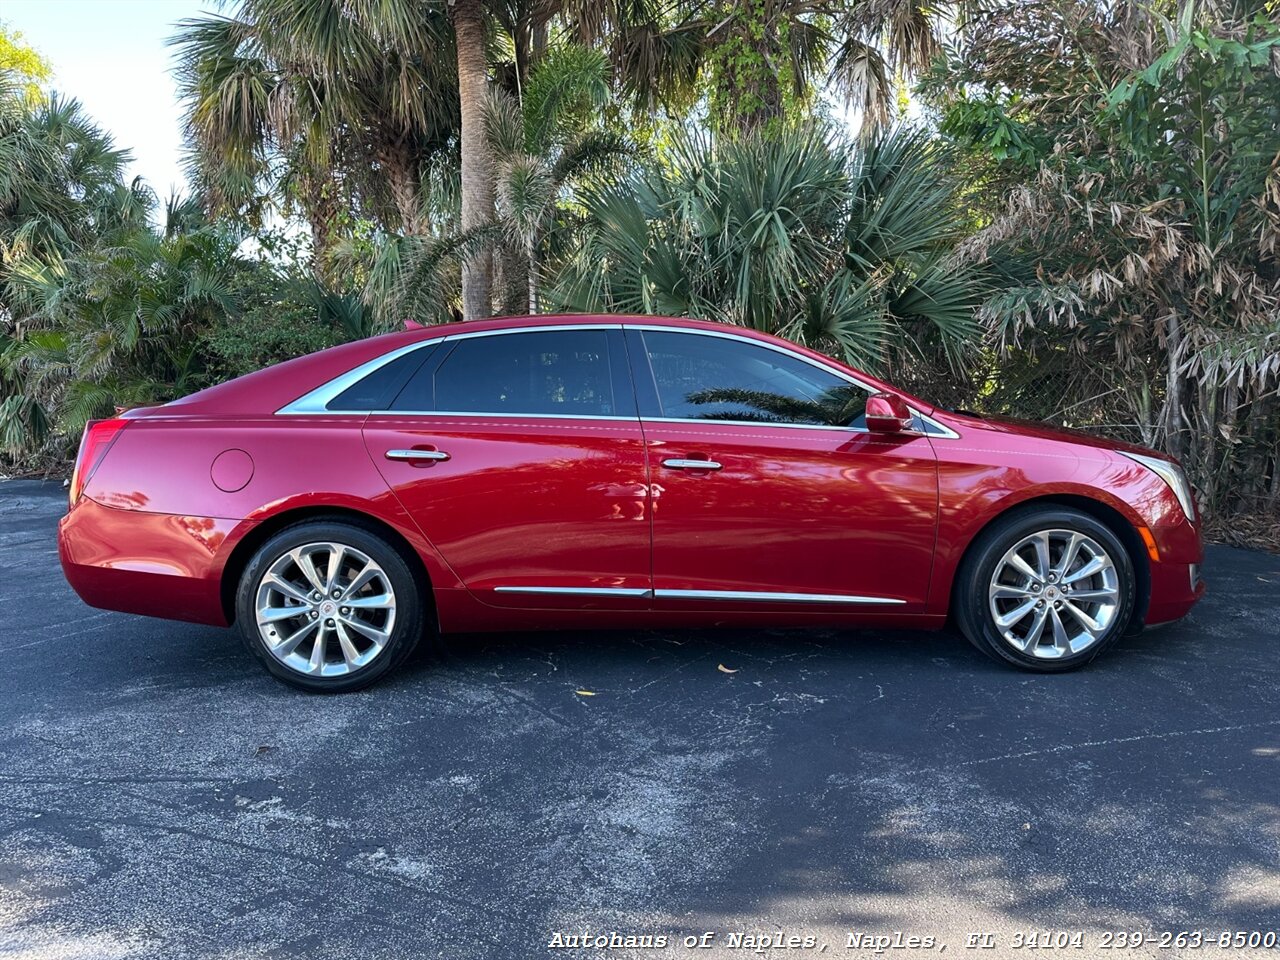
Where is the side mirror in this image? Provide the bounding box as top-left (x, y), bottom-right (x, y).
top-left (864, 393), bottom-right (916, 434)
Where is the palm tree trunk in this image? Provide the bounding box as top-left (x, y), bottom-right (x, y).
top-left (378, 139), bottom-right (423, 235)
top-left (714, 17), bottom-right (786, 136)
top-left (531, 19), bottom-right (547, 65)
top-left (301, 170), bottom-right (340, 282)
top-left (453, 0), bottom-right (494, 320)
top-left (527, 235), bottom-right (538, 314)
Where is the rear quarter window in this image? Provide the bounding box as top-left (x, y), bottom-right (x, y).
top-left (326, 346), bottom-right (436, 412)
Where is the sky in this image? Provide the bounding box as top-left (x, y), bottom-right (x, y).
top-left (1, 0), bottom-right (211, 199)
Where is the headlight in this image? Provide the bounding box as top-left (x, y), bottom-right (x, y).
top-left (1120, 452), bottom-right (1197, 521)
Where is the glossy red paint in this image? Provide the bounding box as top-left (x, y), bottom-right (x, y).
top-left (864, 393), bottom-right (914, 433)
top-left (644, 425), bottom-right (938, 612)
top-left (363, 414), bottom-right (652, 610)
top-left (57, 314), bottom-right (1204, 640)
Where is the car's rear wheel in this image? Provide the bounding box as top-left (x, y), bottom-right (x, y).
top-left (234, 520), bottom-right (425, 692)
top-left (954, 506), bottom-right (1136, 671)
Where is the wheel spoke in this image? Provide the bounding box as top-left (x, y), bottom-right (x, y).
top-left (996, 598), bottom-right (1037, 629)
top-left (339, 613), bottom-right (389, 646)
top-left (259, 605), bottom-right (306, 624)
top-left (344, 561), bottom-right (378, 597)
top-left (1066, 587), bottom-right (1117, 603)
top-left (266, 574), bottom-right (311, 604)
top-left (991, 584), bottom-right (1035, 601)
top-left (291, 548), bottom-right (327, 594)
top-left (1032, 533), bottom-right (1052, 579)
top-left (1020, 605), bottom-right (1049, 650)
top-left (1061, 600), bottom-right (1103, 636)
top-left (1048, 606), bottom-right (1070, 652)
top-left (344, 592), bottom-right (394, 610)
top-left (324, 544), bottom-right (346, 595)
top-left (275, 618), bottom-right (318, 656)
top-left (1055, 533), bottom-right (1082, 579)
top-left (335, 621), bottom-right (362, 667)
top-left (1007, 553), bottom-right (1040, 582)
top-left (1064, 555), bottom-right (1108, 584)
top-left (308, 626), bottom-right (328, 672)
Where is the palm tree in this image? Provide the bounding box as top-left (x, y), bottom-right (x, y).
top-left (0, 74), bottom-right (129, 266)
top-left (1, 72), bottom-right (138, 454)
top-left (564, 0), bottom-right (947, 136)
top-left (486, 43), bottom-right (629, 312)
top-left (171, 1), bottom-right (459, 268)
top-left (3, 180), bottom-right (240, 457)
top-left (451, 0), bottom-right (496, 319)
top-left (551, 125), bottom-right (983, 374)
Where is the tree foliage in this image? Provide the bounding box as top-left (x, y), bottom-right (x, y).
top-left (927, 0), bottom-right (1280, 518)
top-left (552, 125), bottom-right (983, 374)
top-left (0, 22), bottom-right (51, 103)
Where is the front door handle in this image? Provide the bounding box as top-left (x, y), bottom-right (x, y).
top-left (661, 458), bottom-right (722, 471)
top-left (386, 448), bottom-right (450, 463)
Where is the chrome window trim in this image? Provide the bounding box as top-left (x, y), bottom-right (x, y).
top-left (493, 586), bottom-right (653, 597)
top-left (277, 341), bottom-right (436, 415)
top-left (444, 322), bottom-right (625, 340)
top-left (361, 411), bottom-right (639, 422)
top-left (275, 320), bottom-right (959, 438)
top-left (642, 415), bottom-right (865, 433)
top-left (654, 589), bottom-right (906, 605)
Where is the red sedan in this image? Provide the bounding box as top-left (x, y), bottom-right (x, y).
top-left (58, 315), bottom-right (1204, 691)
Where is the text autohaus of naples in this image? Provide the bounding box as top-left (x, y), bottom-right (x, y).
top-left (546, 929), bottom-right (943, 950)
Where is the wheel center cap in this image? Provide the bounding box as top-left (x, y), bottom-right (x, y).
top-left (1045, 586), bottom-right (1059, 600)
top-left (320, 601), bottom-right (337, 616)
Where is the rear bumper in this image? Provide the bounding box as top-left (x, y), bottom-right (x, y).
top-left (58, 497), bottom-right (247, 626)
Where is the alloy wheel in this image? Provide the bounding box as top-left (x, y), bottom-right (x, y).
top-left (254, 541), bottom-right (397, 677)
top-left (987, 528), bottom-right (1120, 659)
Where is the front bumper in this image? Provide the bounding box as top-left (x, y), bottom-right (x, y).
top-left (1144, 558), bottom-right (1206, 626)
top-left (58, 497), bottom-right (248, 626)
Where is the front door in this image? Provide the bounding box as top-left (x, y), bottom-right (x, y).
top-left (628, 328), bottom-right (939, 612)
top-left (363, 326), bottom-right (652, 609)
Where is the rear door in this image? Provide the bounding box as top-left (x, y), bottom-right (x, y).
top-left (361, 326), bottom-right (653, 609)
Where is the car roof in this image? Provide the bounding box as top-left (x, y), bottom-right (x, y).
top-left (150, 314), bottom-right (923, 418)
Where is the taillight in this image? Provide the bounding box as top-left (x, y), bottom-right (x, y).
top-left (69, 418), bottom-right (129, 506)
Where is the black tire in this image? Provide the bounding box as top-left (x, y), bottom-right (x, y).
top-left (953, 506), bottom-right (1136, 672)
top-left (234, 520), bottom-right (427, 692)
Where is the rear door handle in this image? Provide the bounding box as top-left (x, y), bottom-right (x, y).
top-left (386, 448), bottom-right (450, 462)
top-left (661, 458), bottom-right (722, 470)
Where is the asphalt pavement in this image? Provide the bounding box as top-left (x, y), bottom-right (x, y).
top-left (1, 479), bottom-right (1278, 960)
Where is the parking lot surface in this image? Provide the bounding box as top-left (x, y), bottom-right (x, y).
top-left (1, 479), bottom-right (1278, 959)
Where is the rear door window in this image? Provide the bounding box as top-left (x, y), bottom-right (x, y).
top-left (391, 329), bottom-right (629, 417)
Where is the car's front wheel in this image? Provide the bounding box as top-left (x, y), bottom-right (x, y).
top-left (234, 520), bottom-right (426, 692)
top-left (954, 506), bottom-right (1136, 671)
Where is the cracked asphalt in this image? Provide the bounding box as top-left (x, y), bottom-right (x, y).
top-left (2, 478), bottom-right (1279, 960)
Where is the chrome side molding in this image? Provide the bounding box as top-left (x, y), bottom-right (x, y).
top-left (654, 589), bottom-right (906, 605)
top-left (493, 586), bottom-right (654, 597)
top-left (490, 586), bottom-right (905, 604)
